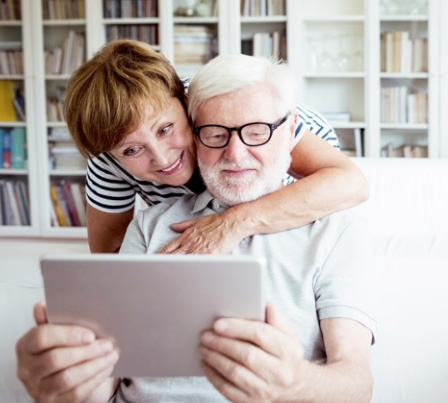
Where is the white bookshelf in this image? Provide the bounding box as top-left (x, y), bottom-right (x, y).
top-left (0, 0), bottom-right (40, 236)
top-left (0, 0), bottom-right (446, 239)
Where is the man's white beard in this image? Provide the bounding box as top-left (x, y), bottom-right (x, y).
top-left (198, 148), bottom-right (292, 206)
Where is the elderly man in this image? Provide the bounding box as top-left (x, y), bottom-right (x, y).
top-left (16, 54), bottom-right (376, 403)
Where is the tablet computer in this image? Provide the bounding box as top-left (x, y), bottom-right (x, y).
top-left (40, 254), bottom-right (266, 377)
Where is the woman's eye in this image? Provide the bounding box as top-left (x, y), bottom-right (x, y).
top-left (159, 124), bottom-right (173, 136)
top-left (123, 146), bottom-right (142, 157)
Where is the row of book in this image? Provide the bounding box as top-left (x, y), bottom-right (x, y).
top-left (0, 81), bottom-right (26, 122)
top-left (241, 30), bottom-right (286, 59)
top-left (338, 128), bottom-right (364, 158)
top-left (381, 143), bottom-right (428, 158)
top-left (44, 30), bottom-right (85, 75)
top-left (381, 86), bottom-right (428, 124)
top-left (104, 0), bottom-right (158, 19)
top-left (0, 0), bottom-right (20, 20)
top-left (241, 0), bottom-right (285, 17)
top-left (174, 25), bottom-right (217, 66)
top-left (0, 179), bottom-right (30, 226)
top-left (106, 24), bottom-right (158, 44)
top-left (50, 180), bottom-right (86, 227)
top-left (0, 42), bottom-right (23, 75)
top-left (380, 31), bottom-right (427, 73)
top-left (0, 127), bottom-right (26, 169)
top-left (42, 0), bottom-right (85, 20)
top-left (49, 141), bottom-right (86, 171)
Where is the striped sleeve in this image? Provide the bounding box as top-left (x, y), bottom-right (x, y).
top-left (281, 105), bottom-right (340, 186)
top-left (294, 104), bottom-right (340, 150)
top-left (86, 154), bottom-right (137, 213)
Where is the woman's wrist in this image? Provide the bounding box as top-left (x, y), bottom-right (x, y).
top-left (225, 202), bottom-right (261, 240)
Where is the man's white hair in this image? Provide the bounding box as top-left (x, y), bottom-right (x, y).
top-left (188, 54), bottom-right (298, 122)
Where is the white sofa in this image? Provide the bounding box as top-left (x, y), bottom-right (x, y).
top-left (1, 157), bottom-right (448, 402)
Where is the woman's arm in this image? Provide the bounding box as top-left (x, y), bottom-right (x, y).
top-left (87, 205), bottom-right (134, 253)
top-left (160, 131), bottom-right (369, 254)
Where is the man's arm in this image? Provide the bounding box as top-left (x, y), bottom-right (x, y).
top-left (87, 204), bottom-right (134, 253)
top-left (199, 303), bottom-right (373, 403)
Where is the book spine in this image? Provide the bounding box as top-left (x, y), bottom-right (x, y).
top-left (62, 181), bottom-right (80, 226)
top-left (11, 127), bottom-right (26, 169)
top-left (2, 129), bottom-right (12, 168)
top-left (50, 183), bottom-right (67, 226)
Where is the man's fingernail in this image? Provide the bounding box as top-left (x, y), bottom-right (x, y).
top-left (214, 319), bottom-right (228, 332)
top-left (201, 332), bottom-right (214, 344)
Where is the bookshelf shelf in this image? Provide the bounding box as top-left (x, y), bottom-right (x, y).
top-left (241, 16), bottom-right (287, 23)
top-left (380, 123), bottom-right (429, 130)
top-left (303, 72), bottom-right (366, 78)
top-left (0, 168), bottom-right (28, 175)
top-left (0, 21), bottom-right (22, 27)
top-left (43, 19), bottom-right (86, 26)
top-left (0, 75), bottom-right (25, 80)
top-left (103, 18), bottom-right (160, 24)
top-left (380, 15), bottom-right (428, 21)
top-left (302, 16), bottom-right (366, 22)
top-left (49, 170), bottom-right (86, 176)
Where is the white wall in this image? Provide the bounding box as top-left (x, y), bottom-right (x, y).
top-left (0, 238), bottom-right (89, 286)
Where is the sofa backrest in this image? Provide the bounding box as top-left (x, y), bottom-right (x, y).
top-left (352, 158), bottom-right (448, 259)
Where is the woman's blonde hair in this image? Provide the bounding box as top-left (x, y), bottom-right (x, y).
top-left (64, 39), bottom-right (186, 157)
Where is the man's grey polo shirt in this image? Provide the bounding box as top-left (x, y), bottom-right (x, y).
top-left (117, 190), bottom-right (377, 402)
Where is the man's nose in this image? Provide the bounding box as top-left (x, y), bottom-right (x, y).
top-left (223, 131), bottom-right (249, 162)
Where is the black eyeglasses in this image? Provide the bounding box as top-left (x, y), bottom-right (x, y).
top-left (193, 114), bottom-right (290, 149)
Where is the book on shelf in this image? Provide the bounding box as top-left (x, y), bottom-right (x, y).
top-left (70, 181), bottom-right (86, 226)
top-left (0, 42), bottom-right (23, 75)
top-left (48, 142), bottom-right (86, 171)
top-left (104, 0), bottom-right (158, 18)
top-left (42, 0), bottom-right (86, 19)
top-left (0, 179), bottom-right (29, 225)
top-left (381, 31), bottom-right (427, 73)
top-left (44, 31), bottom-right (85, 75)
top-left (0, 128), bottom-right (6, 167)
top-left (381, 142), bottom-right (428, 158)
top-left (0, 180), bottom-right (16, 225)
top-left (174, 25), bottom-right (216, 65)
top-left (49, 181), bottom-right (86, 227)
top-left (0, 80), bottom-right (17, 121)
top-left (15, 180), bottom-right (30, 225)
top-left (380, 86), bottom-right (427, 124)
top-left (11, 127), bottom-right (26, 169)
top-left (1, 128), bottom-right (12, 168)
top-left (241, 30), bottom-right (285, 59)
top-left (106, 24), bottom-right (158, 44)
top-left (0, 0), bottom-right (20, 20)
top-left (323, 112), bottom-right (351, 123)
top-left (241, 0), bottom-right (285, 16)
top-left (62, 180), bottom-right (80, 227)
top-left (48, 126), bottom-right (71, 141)
top-left (50, 183), bottom-right (68, 226)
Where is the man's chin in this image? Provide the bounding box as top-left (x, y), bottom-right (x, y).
top-left (213, 184), bottom-right (266, 206)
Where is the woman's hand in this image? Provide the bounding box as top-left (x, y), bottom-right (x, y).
top-left (159, 210), bottom-right (245, 254)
